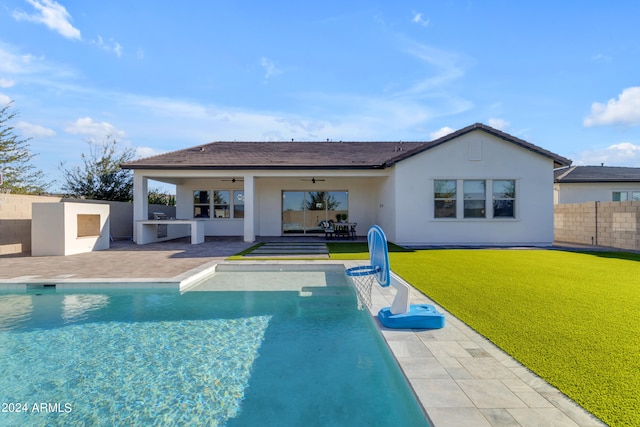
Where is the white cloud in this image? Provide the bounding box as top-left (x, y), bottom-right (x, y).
top-left (397, 40), bottom-right (467, 97)
top-left (575, 142), bottom-right (640, 166)
top-left (136, 47), bottom-right (144, 61)
top-left (430, 126), bottom-right (455, 140)
top-left (0, 79), bottom-right (15, 88)
top-left (134, 146), bottom-right (164, 159)
top-left (16, 121), bottom-right (56, 138)
top-left (412, 12), bottom-right (430, 27)
top-left (584, 87), bottom-right (640, 127)
top-left (92, 35), bottom-right (123, 57)
top-left (591, 53), bottom-right (611, 62)
top-left (13, 0), bottom-right (81, 40)
top-left (487, 118), bottom-right (510, 130)
top-left (0, 44), bottom-right (39, 74)
top-left (65, 117), bottom-right (126, 140)
top-left (0, 93), bottom-right (13, 106)
top-left (260, 57), bottom-right (282, 79)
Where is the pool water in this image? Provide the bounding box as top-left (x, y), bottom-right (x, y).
top-left (0, 267), bottom-right (429, 427)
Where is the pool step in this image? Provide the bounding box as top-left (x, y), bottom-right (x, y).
top-left (298, 286), bottom-right (353, 297)
top-left (244, 242), bottom-right (329, 258)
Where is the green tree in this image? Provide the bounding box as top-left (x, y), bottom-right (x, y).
top-left (59, 135), bottom-right (134, 201)
top-left (0, 102), bottom-right (47, 194)
top-left (148, 187), bottom-right (176, 206)
top-left (304, 191), bottom-right (341, 210)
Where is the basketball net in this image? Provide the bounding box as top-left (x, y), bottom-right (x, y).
top-left (352, 273), bottom-right (375, 311)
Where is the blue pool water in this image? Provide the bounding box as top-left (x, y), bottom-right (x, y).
top-left (0, 268), bottom-right (429, 427)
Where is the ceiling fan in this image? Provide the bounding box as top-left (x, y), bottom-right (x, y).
top-left (221, 178), bottom-right (244, 183)
top-left (301, 178), bottom-right (326, 184)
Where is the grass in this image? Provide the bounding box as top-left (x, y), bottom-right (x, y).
top-left (326, 242), bottom-right (411, 259)
top-left (383, 249), bottom-right (640, 427)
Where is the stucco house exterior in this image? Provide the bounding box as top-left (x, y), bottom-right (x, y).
top-left (554, 165), bottom-right (640, 204)
top-left (122, 123), bottom-right (571, 246)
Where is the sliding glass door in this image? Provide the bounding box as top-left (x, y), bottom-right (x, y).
top-left (282, 191), bottom-right (348, 234)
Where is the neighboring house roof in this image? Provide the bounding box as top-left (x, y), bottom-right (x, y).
top-left (554, 165), bottom-right (640, 183)
top-left (122, 123), bottom-right (572, 170)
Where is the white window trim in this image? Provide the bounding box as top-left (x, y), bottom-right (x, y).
top-left (192, 188), bottom-right (245, 220)
top-left (432, 178), bottom-right (519, 221)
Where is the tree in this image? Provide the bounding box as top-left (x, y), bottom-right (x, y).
top-left (304, 191), bottom-right (341, 210)
top-left (59, 135), bottom-right (134, 201)
top-left (0, 102), bottom-right (47, 194)
top-left (148, 187), bottom-right (176, 206)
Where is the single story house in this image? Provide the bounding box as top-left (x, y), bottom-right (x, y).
top-left (122, 123), bottom-right (571, 246)
top-left (554, 165), bottom-right (640, 204)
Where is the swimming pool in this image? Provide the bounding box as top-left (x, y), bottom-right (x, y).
top-left (0, 264), bottom-right (430, 426)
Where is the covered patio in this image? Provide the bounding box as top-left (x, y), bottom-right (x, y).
top-left (131, 170), bottom-right (389, 244)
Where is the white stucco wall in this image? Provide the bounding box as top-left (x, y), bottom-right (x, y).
top-left (260, 176), bottom-right (384, 236)
top-left (555, 182), bottom-right (640, 204)
top-left (389, 130), bottom-right (556, 246)
top-left (172, 173), bottom-right (386, 238)
top-left (176, 177), bottom-right (245, 236)
top-left (132, 129), bottom-right (557, 245)
top-left (32, 202), bottom-right (110, 256)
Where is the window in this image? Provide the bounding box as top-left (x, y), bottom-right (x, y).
top-left (213, 190), bottom-right (230, 218)
top-left (434, 180), bottom-right (457, 218)
top-left (613, 191), bottom-right (640, 202)
top-left (493, 180), bottom-right (515, 217)
top-left (193, 189), bottom-right (246, 219)
top-left (613, 191), bottom-right (627, 202)
top-left (234, 190), bottom-right (245, 218)
top-left (193, 190), bottom-right (210, 218)
top-left (463, 180), bottom-right (485, 218)
top-left (434, 179), bottom-right (517, 219)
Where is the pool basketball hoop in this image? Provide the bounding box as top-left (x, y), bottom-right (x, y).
top-left (347, 225), bottom-right (446, 329)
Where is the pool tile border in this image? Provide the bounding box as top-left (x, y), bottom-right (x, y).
top-left (356, 263), bottom-right (607, 427)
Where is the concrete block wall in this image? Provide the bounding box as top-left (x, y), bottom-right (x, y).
top-left (554, 201), bottom-right (640, 251)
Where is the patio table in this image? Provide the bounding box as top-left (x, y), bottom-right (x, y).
top-left (332, 222), bottom-right (357, 240)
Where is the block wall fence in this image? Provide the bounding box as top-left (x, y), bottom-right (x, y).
top-left (554, 201), bottom-right (640, 251)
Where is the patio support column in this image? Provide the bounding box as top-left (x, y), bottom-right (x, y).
top-left (243, 174), bottom-right (256, 242)
top-left (133, 173), bottom-right (148, 243)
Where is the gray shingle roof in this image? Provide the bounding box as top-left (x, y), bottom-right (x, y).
top-left (122, 123), bottom-right (571, 170)
top-left (555, 165), bottom-right (640, 183)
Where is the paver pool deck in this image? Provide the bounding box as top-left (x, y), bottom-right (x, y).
top-left (0, 238), bottom-right (607, 427)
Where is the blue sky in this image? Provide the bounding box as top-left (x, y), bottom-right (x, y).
top-left (1, 1), bottom-right (640, 192)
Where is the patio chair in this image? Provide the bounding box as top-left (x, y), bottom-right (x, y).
top-left (321, 220), bottom-right (334, 239)
top-left (349, 222), bottom-right (357, 240)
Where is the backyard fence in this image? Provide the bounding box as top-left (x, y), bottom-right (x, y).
top-left (554, 201), bottom-right (640, 251)
top-left (0, 194), bottom-right (175, 256)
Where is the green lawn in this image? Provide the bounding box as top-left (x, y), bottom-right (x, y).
top-left (330, 247), bottom-right (640, 427)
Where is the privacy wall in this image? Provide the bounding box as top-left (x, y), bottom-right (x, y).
top-left (554, 201), bottom-right (640, 251)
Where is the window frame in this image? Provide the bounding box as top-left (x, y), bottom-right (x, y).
top-left (432, 178), bottom-right (518, 220)
top-left (612, 190), bottom-right (640, 202)
top-left (193, 190), bottom-right (211, 218)
top-left (463, 180), bottom-right (486, 218)
top-left (492, 179), bottom-right (516, 218)
top-left (192, 189), bottom-right (246, 219)
top-left (434, 180), bottom-right (457, 219)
